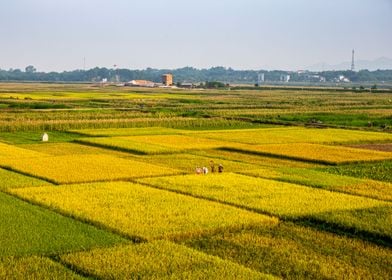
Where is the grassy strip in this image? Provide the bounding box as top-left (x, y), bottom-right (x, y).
top-left (0, 192), bottom-right (125, 257)
top-left (9, 182), bottom-right (278, 242)
top-left (321, 160), bottom-right (392, 183)
top-left (60, 241), bottom-right (275, 280)
top-left (182, 222), bottom-right (392, 280)
top-left (69, 127), bottom-right (185, 137)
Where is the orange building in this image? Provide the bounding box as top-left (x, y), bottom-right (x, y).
top-left (162, 74), bottom-right (173, 86)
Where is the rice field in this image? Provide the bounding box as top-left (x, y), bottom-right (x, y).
top-left (1, 83), bottom-right (392, 279)
top-left (138, 173), bottom-right (392, 241)
top-left (241, 167), bottom-right (392, 201)
top-left (10, 182), bottom-right (278, 241)
top-left (1, 154), bottom-right (181, 184)
top-left (0, 256), bottom-right (84, 280)
top-left (195, 127), bottom-right (392, 145)
top-left (60, 241), bottom-right (275, 280)
top-left (223, 143), bottom-right (392, 164)
top-left (0, 192), bottom-right (125, 257)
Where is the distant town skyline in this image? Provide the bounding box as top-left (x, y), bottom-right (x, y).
top-left (1, 0), bottom-right (391, 72)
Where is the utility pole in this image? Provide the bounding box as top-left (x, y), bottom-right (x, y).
top-left (351, 49), bottom-right (355, 71)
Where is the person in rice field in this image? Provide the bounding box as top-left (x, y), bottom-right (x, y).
top-left (210, 160), bottom-right (215, 173)
top-left (195, 167), bottom-right (202, 175)
top-left (218, 164), bottom-right (224, 173)
top-left (202, 166), bottom-right (208, 175)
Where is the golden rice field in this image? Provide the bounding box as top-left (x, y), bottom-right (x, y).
top-left (224, 142), bottom-right (392, 164)
top-left (240, 167), bottom-right (392, 201)
top-left (138, 173), bottom-right (392, 239)
top-left (195, 127), bottom-right (392, 145)
top-left (76, 137), bottom-right (175, 155)
top-left (1, 154), bottom-right (181, 184)
top-left (60, 241), bottom-right (275, 280)
top-left (9, 182), bottom-right (278, 241)
top-left (0, 142), bottom-right (44, 162)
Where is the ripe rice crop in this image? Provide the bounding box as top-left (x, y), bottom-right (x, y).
top-left (123, 134), bottom-right (232, 150)
top-left (0, 168), bottom-right (52, 190)
top-left (1, 154), bottom-right (181, 184)
top-left (76, 137), bottom-right (175, 155)
top-left (135, 153), bottom-right (258, 173)
top-left (60, 241), bottom-right (275, 280)
top-left (0, 256), bottom-right (83, 280)
top-left (196, 127), bottom-right (392, 145)
top-left (241, 167), bottom-right (392, 201)
top-left (70, 127), bottom-right (184, 137)
top-left (0, 192), bottom-right (124, 257)
top-left (0, 142), bottom-right (44, 163)
top-left (184, 222), bottom-right (392, 280)
top-left (223, 143), bottom-right (392, 164)
top-left (194, 149), bottom-right (320, 168)
top-left (10, 182), bottom-right (278, 241)
top-left (19, 142), bottom-right (131, 157)
top-left (138, 173), bottom-right (391, 240)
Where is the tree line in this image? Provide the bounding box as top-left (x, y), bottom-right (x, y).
top-left (1, 66), bottom-right (392, 84)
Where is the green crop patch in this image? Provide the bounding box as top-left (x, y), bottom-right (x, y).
top-left (10, 182), bottom-right (278, 241)
top-left (0, 168), bottom-right (52, 190)
top-left (0, 256), bottom-right (85, 279)
top-left (60, 241), bottom-right (275, 280)
top-left (0, 192), bottom-right (125, 257)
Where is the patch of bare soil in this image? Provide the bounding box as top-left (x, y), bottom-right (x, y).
top-left (347, 143), bottom-right (392, 152)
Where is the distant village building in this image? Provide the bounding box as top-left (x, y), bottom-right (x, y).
top-left (280, 74), bottom-right (291, 82)
top-left (179, 82), bottom-right (194, 89)
top-left (162, 74), bottom-right (173, 86)
top-left (41, 133), bottom-right (49, 142)
top-left (125, 80), bottom-right (156, 87)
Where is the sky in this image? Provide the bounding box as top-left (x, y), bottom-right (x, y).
top-left (1, 0), bottom-right (391, 72)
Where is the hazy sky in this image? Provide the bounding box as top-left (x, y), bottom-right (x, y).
top-left (1, 0), bottom-right (391, 71)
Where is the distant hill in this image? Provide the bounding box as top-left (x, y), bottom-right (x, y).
top-left (307, 57), bottom-right (392, 71)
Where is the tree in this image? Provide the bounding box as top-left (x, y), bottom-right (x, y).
top-left (25, 65), bottom-right (36, 73)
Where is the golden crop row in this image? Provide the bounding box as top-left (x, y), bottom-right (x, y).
top-left (76, 137), bottom-right (175, 155)
top-left (135, 153), bottom-right (258, 173)
top-left (1, 154), bottom-right (180, 184)
top-left (124, 134), bottom-right (232, 150)
top-left (10, 182), bottom-right (278, 241)
top-left (240, 167), bottom-right (392, 201)
top-left (195, 127), bottom-right (392, 145)
top-left (60, 241), bottom-right (274, 280)
top-left (225, 143), bottom-right (392, 164)
top-left (70, 127), bottom-right (184, 137)
top-left (0, 142), bottom-right (44, 163)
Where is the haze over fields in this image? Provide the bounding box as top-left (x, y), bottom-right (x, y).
top-left (1, 0), bottom-right (392, 72)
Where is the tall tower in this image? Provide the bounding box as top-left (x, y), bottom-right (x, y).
top-left (351, 49), bottom-right (355, 71)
